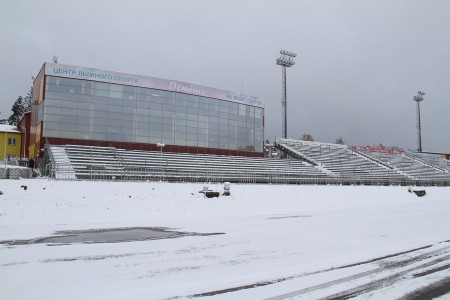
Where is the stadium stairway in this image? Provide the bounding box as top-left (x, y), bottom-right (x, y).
top-left (45, 145), bottom-right (77, 180)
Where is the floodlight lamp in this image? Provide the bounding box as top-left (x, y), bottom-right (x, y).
top-left (418, 91), bottom-right (425, 96)
top-left (413, 96), bottom-right (423, 102)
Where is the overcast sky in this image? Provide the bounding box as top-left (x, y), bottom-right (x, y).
top-left (1, 0), bottom-right (449, 152)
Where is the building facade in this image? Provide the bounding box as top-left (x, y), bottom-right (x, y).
top-left (29, 63), bottom-right (265, 163)
top-left (0, 125), bottom-right (22, 161)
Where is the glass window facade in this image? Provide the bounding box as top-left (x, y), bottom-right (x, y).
top-left (43, 76), bottom-right (264, 152)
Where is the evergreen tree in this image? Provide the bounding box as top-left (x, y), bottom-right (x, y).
top-left (8, 96), bottom-right (25, 125)
top-left (22, 86), bottom-right (33, 113)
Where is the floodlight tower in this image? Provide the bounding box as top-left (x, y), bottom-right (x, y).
top-left (276, 50), bottom-right (297, 139)
top-left (413, 91), bottom-right (425, 152)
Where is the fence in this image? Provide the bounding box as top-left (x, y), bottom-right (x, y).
top-left (44, 163), bottom-right (449, 187)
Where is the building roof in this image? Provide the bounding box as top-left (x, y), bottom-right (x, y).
top-left (0, 124), bottom-right (20, 133)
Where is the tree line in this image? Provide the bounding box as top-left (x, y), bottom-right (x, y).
top-left (0, 86), bottom-right (33, 125)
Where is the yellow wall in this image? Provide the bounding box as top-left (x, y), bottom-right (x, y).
top-left (0, 132), bottom-right (22, 160)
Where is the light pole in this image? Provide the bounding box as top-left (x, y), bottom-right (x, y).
top-left (413, 91), bottom-right (425, 152)
top-left (156, 143), bottom-right (165, 181)
top-left (276, 50), bottom-right (297, 139)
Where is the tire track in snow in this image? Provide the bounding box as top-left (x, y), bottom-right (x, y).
top-left (174, 243), bottom-right (450, 299)
top-left (266, 245), bottom-right (450, 300)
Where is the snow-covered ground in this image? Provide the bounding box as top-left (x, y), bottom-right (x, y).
top-left (1, 179), bottom-right (449, 299)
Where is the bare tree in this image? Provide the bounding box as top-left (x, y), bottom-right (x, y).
top-left (336, 137), bottom-right (345, 145)
top-left (301, 134), bottom-right (314, 141)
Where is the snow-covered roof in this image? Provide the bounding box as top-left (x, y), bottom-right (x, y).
top-left (0, 124), bottom-right (20, 133)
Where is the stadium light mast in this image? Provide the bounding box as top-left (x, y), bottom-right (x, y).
top-left (276, 50), bottom-right (297, 139)
top-left (157, 143), bottom-right (165, 181)
top-left (413, 91), bottom-right (425, 152)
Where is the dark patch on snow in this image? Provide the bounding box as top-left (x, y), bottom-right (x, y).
top-left (412, 263), bottom-right (450, 278)
top-left (395, 276), bottom-right (450, 300)
top-left (335, 245), bottom-right (432, 269)
top-left (0, 227), bottom-right (224, 245)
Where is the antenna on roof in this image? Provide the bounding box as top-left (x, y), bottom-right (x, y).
top-left (52, 55), bottom-right (58, 63)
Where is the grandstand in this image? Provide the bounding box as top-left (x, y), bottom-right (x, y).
top-left (274, 138), bottom-right (408, 184)
top-left (43, 139), bottom-right (450, 186)
top-left (45, 144), bottom-right (330, 184)
top-left (353, 148), bottom-right (450, 181)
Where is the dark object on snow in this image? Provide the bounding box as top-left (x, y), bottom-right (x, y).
top-left (199, 186), bottom-right (220, 198)
top-left (21, 185), bottom-right (27, 191)
top-left (205, 191), bottom-right (220, 198)
top-left (0, 191), bottom-right (3, 195)
top-left (28, 158), bottom-right (34, 169)
top-left (408, 187), bottom-right (426, 197)
top-left (413, 190), bottom-right (426, 197)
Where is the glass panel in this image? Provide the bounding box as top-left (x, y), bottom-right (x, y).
top-left (44, 122), bottom-right (60, 130)
top-left (238, 104), bottom-right (246, 116)
top-left (220, 106), bottom-right (228, 114)
top-left (45, 106), bottom-right (61, 114)
top-left (61, 100), bottom-right (77, 109)
top-left (175, 118), bottom-right (186, 126)
top-left (175, 125), bottom-right (187, 132)
top-left (136, 121), bottom-right (149, 129)
top-left (138, 88), bottom-right (150, 101)
top-left (123, 106), bottom-right (135, 114)
top-left (94, 82), bottom-right (109, 97)
top-left (149, 109), bottom-right (162, 117)
top-left (150, 123), bottom-right (163, 130)
top-left (175, 93), bottom-right (187, 100)
top-left (123, 86), bottom-right (136, 99)
top-left (136, 136), bottom-right (149, 143)
top-left (109, 98), bottom-right (122, 106)
top-left (198, 128), bottom-right (208, 135)
top-left (187, 133), bottom-right (197, 140)
top-left (187, 120), bottom-right (197, 127)
top-left (186, 126), bottom-right (197, 134)
top-left (123, 99), bottom-right (135, 107)
top-left (136, 108), bottom-right (149, 115)
top-left (176, 99), bottom-right (187, 107)
top-left (137, 101), bottom-right (149, 108)
top-left (44, 129), bottom-right (61, 138)
top-left (135, 128), bottom-right (148, 136)
top-left (150, 116), bottom-right (163, 124)
top-left (109, 84), bottom-right (123, 98)
top-left (108, 105), bottom-right (122, 113)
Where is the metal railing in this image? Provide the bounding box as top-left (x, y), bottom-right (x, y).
top-left (44, 163), bottom-right (449, 186)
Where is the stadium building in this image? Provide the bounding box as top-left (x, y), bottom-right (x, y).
top-left (28, 63), bottom-right (264, 165)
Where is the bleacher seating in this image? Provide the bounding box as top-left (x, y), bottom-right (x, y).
top-left (275, 138), bottom-right (407, 183)
top-left (48, 144), bottom-right (329, 183)
top-left (45, 141), bottom-right (450, 185)
top-left (356, 149), bottom-right (450, 181)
